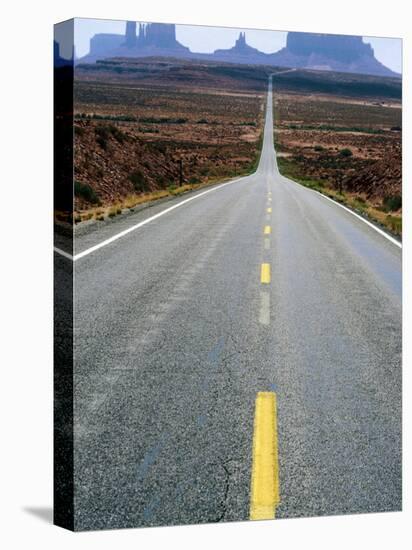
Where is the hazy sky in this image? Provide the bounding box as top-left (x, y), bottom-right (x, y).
top-left (55, 18), bottom-right (402, 73)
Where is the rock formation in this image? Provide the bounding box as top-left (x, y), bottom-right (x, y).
top-left (286, 33), bottom-right (373, 62)
top-left (144, 23), bottom-right (187, 50)
top-left (54, 40), bottom-right (73, 67)
top-left (89, 33), bottom-right (123, 57)
top-left (271, 32), bottom-right (397, 77)
top-left (78, 24), bottom-right (399, 78)
top-left (214, 32), bottom-right (268, 63)
top-left (83, 21), bottom-right (189, 62)
top-left (123, 21), bottom-right (137, 48)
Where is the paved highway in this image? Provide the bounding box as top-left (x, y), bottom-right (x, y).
top-left (66, 77), bottom-right (401, 529)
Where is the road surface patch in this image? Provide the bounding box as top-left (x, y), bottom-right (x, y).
top-left (264, 238), bottom-right (270, 250)
top-left (261, 263), bottom-right (271, 284)
top-left (250, 391), bottom-right (280, 520)
top-left (315, 191), bottom-right (402, 249)
top-left (259, 291), bottom-right (270, 325)
top-left (59, 176), bottom-right (246, 261)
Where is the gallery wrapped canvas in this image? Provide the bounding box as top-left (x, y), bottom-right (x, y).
top-left (54, 17), bottom-right (402, 531)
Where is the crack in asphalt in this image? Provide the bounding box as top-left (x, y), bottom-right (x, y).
top-left (212, 458), bottom-right (236, 522)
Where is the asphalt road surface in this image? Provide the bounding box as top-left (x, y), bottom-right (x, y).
top-left (65, 77), bottom-right (401, 530)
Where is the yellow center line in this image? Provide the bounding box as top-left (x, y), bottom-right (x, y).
top-left (267, 207), bottom-right (272, 213)
top-left (264, 225), bottom-right (271, 235)
top-left (261, 263), bottom-right (271, 283)
top-left (250, 392), bottom-right (280, 521)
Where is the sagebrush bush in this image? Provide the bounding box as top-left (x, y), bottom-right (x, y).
top-left (383, 195), bottom-right (402, 211)
top-left (128, 170), bottom-right (147, 192)
top-left (95, 124), bottom-right (127, 149)
top-left (74, 181), bottom-right (100, 204)
top-left (75, 126), bottom-right (85, 137)
top-left (386, 215), bottom-right (402, 234)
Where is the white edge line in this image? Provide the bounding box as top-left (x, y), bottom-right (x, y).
top-left (54, 246), bottom-right (74, 260)
top-left (281, 173), bottom-right (402, 250)
top-left (316, 191), bottom-right (402, 249)
top-left (55, 176), bottom-right (245, 262)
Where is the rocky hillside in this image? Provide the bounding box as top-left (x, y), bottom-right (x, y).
top-left (74, 121), bottom-right (181, 208)
top-left (343, 143), bottom-right (401, 202)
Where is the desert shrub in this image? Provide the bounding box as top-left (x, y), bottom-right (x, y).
top-left (386, 215), bottom-right (402, 234)
top-left (293, 155), bottom-right (305, 162)
top-left (95, 124), bottom-right (126, 149)
top-left (200, 165), bottom-right (211, 176)
top-left (139, 126), bottom-right (158, 133)
top-left (150, 142), bottom-right (167, 154)
top-left (109, 125), bottom-right (127, 144)
top-left (95, 126), bottom-right (109, 149)
top-left (139, 117), bottom-right (187, 124)
top-left (383, 195), bottom-right (402, 211)
top-left (74, 181), bottom-right (100, 204)
top-left (154, 174), bottom-right (168, 187)
top-left (128, 169), bottom-right (147, 192)
top-left (339, 148), bottom-right (353, 157)
top-left (75, 126), bottom-right (85, 137)
top-left (322, 158), bottom-right (339, 168)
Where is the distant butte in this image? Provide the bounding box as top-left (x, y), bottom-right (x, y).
top-left (77, 22), bottom-right (399, 78)
top-left (271, 32), bottom-right (398, 77)
top-left (81, 22), bottom-right (189, 63)
top-left (214, 32), bottom-right (263, 60)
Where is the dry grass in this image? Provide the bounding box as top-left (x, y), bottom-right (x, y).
top-left (74, 174), bottom-right (238, 223)
top-left (276, 157), bottom-right (402, 237)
